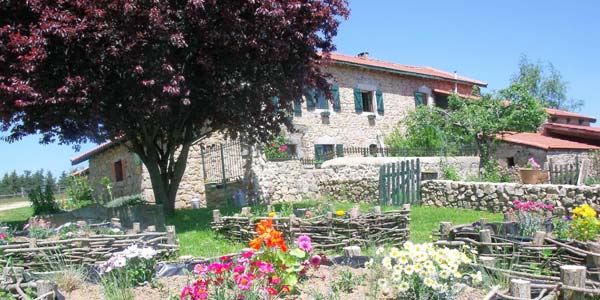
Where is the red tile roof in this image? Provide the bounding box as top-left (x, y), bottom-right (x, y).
top-left (544, 122), bottom-right (600, 140)
top-left (326, 53), bottom-right (487, 87)
top-left (497, 132), bottom-right (599, 151)
top-left (545, 108), bottom-right (596, 122)
top-left (71, 139), bottom-right (124, 165)
top-left (432, 88), bottom-right (480, 100)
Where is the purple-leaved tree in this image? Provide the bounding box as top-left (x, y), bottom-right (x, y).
top-left (0, 0), bottom-right (349, 214)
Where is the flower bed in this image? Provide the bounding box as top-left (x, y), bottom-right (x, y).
top-left (0, 218), bottom-right (178, 270)
top-left (211, 205), bottom-right (410, 249)
top-left (435, 201), bottom-right (600, 285)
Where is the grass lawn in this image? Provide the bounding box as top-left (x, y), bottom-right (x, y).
top-left (0, 201), bottom-right (503, 258)
top-left (168, 202), bottom-right (503, 258)
top-left (0, 206), bottom-right (33, 229)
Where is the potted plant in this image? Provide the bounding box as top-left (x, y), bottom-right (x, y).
top-left (367, 114), bottom-right (376, 120)
top-left (320, 111), bottom-right (330, 117)
top-left (519, 157), bottom-right (543, 184)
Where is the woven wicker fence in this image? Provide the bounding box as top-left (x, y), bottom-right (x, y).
top-left (0, 219), bottom-right (178, 270)
top-left (211, 205), bottom-right (411, 249)
top-left (434, 218), bottom-right (600, 293)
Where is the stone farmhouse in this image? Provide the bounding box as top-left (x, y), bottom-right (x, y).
top-left (70, 52), bottom-right (488, 208)
top-left (495, 108), bottom-right (600, 180)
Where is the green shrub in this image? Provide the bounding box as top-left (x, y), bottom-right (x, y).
top-left (28, 183), bottom-right (59, 215)
top-left (104, 194), bottom-right (145, 208)
top-left (441, 165), bottom-right (461, 181)
top-left (65, 175), bottom-right (93, 202)
top-left (28, 226), bottom-right (51, 239)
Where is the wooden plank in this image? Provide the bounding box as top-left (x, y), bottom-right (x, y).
top-left (416, 158), bottom-right (421, 204)
top-left (391, 163), bottom-right (397, 206)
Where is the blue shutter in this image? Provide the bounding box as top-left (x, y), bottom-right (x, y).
top-left (376, 90), bottom-right (384, 114)
top-left (331, 86), bottom-right (341, 112)
top-left (335, 144), bottom-right (344, 157)
top-left (317, 91), bottom-right (327, 109)
top-left (293, 100), bottom-right (302, 116)
top-left (353, 88), bottom-right (363, 113)
top-left (306, 89), bottom-right (316, 110)
top-left (314, 144), bottom-right (323, 161)
top-left (414, 92), bottom-right (423, 106)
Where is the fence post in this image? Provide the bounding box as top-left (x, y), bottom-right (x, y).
top-left (560, 265), bottom-right (586, 300)
top-left (586, 242), bottom-right (600, 281)
top-left (480, 229), bottom-right (492, 254)
top-left (510, 279), bottom-right (531, 299)
top-left (439, 222), bottom-right (453, 240)
top-left (213, 209), bottom-right (221, 223)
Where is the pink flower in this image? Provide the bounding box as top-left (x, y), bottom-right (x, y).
top-left (180, 285), bottom-right (193, 299)
top-left (305, 210), bottom-right (312, 218)
top-left (236, 274), bottom-right (252, 290)
top-left (256, 261), bottom-right (274, 274)
top-left (241, 250), bottom-right (254, 259)
top-left (297, 235), bottom-right (313, 252)
top-left (23, 224), bottom-right (30, 230)
top-left (278, 145), bottom-right (288, 152)
top-left (193, 264), bottom-right (208, 276)
top-left (309, 255), bottom-right (322, 266)
top-left (233, 265), bottom-right (245, 274)
top-left (0, 233), bottom-right (6, 240)
top-left (269, 275), bottom-right (281, 285)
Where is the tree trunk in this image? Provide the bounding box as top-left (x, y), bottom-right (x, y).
top-left (131, 127), bottom-right (194, 215)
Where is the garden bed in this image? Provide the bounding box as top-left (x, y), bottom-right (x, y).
top-left (211, 204), bottom-right (411, 249)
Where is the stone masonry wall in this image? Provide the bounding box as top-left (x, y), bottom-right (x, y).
top-left (88, 144), bottom-right (144, 201)
top-left (90, 143), bottom-right (205, 209)
top-left (421, 180), bottom-right (600, 213)
top-left (251, 153), bottom-right (480, 203)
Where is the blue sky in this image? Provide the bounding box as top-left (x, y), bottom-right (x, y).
top-left (1, 0), bottom-right (599, 177)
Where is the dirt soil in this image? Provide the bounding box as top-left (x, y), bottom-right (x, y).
top-left (62, 265), bottom-right (486, 300)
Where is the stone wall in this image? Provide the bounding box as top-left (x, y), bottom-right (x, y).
top-left (88, 143), bottom-right (144, 201)
top-left (251, 153), bottom-right (480, 203)
top-left (90, 143), bottom-right (206, 209)
top-left (421, 180), bottom-right (600, 213)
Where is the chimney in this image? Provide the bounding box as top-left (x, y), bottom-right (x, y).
top-left (357, 52), bottom-right (369, 59)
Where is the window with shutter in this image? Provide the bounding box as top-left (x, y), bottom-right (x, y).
top-left (376, 90), bottom-right (384, 114)
top-left (316, 91), bottom-right (328, 109)
top-left (353, 88), bottom-right (363, 113)
top-left (335, 144), bottom-right (344, 157)
top-left (331, 86), bottom-right (341, 112)
top-left (414, 92), bottom-right (424, 106)
top-left (293, 100), bottom-right (302, 116)
top-left (306, 89), bottom-right (316, 110)
top-left (114, 160), bottom-right (124, 182)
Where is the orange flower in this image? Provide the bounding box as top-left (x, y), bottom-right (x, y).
top-left (249, 219), bottom-right (288, 252)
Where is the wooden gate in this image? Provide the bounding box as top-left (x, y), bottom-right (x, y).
top-left (379, 159), bottom-right (421, 206)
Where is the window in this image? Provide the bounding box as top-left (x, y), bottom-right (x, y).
top-left (285, 144), bottom-right (297, 156)
top-left (369, 144), bottom-right (379, 156)
top-left (434, 94), bottom-right (449, 109)
top-left (566, 118), bottom-right (571, 124)
top-left (551, 117), bottom-right (558, 123)
top-left (316, 92), bottom-right (328, 110)
top-left (578, 119), bottom-right (584, 125)
top-left (507, 157), bottom-right (515, 168)
top-left (114, 160), bottom-right (124, 182)
top-left (361, 91), bottom-right (374, 112)
top-left (315, 144), bottom-right (334, 160)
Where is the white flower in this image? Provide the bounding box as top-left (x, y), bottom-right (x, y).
top-left (382, 256), bottom-right (393, 270)
top-left (391, 270), bottom-right (402, 282)
top-left (378, 278), bottom-right (388, 288)
top-left (474, 271), bottom-right (483, 283)
top-left (393, 264), bottom-right (403, 273)
top-left (112, 228), bottom-right (121, 233)
top-left (365, 258), bottom-right (373, 269)
top-left (113, 255), bottom-right (127, 268)
top-left (404, 265), bottom-right (414, 275)
top-left (424, 277), bottom-right (436, 288)
top-left (439, 269), bottom-right (450, 279)
top-left (389, 247), bottom-right (400, 259)
top-left (397, 255), bottom-right (409, 265)
top-left (376, 246), bottom-right (385, 256)
top-left (139, 247), bottom-right (157, 259)
top-left (397, 281), bottom-right (410, 293)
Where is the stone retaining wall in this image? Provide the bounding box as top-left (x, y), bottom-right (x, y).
top-left (251, 152), bottom-right (480, 203)
top-left (421, 180), bottom-right (600, 213)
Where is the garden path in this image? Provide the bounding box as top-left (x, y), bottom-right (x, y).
top-left (0, 201), bottom-right (30, 211)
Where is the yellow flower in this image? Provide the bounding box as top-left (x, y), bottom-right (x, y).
top-left (268, 211), bottom-right (276, 218)
top-left (335, 210), bottom-right (345, 217)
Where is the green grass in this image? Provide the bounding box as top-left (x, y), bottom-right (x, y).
top-left (168, 201), bottom-right (503, 258)
top-left (410, 206), bottom-right (502, 243)
top-left (0, 206), bottom-right (33, 229)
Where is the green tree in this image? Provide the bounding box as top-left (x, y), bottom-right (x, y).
top-left (502, 55), bottom-right (583, 111)
top-left (386, 83), bottom-right (547, 173)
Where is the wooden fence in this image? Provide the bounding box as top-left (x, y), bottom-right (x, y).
top-left (549, 157), bottom-right (580, 185)
top-left (211, 205), bottom-right (411, 249)
top-left (0, 220), bottom-right (178, 270)
top-left (379, 159), bottom-right (421, 206)
top-left (434, 218), bottom-right (600, 296)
